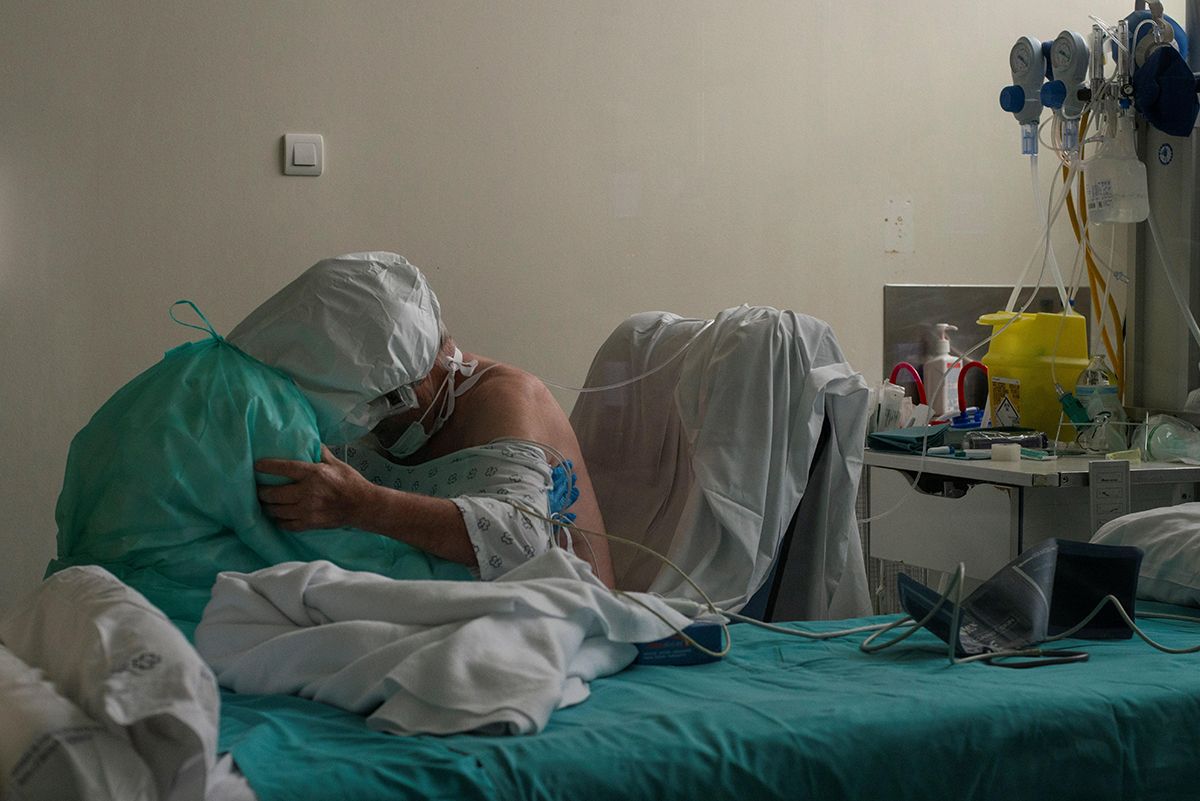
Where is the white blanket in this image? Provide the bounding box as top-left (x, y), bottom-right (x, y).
top-left (194, 549), bottom-right (695, 735)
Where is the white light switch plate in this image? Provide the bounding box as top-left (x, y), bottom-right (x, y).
top-left (283, 133), bottom-right (323, 176)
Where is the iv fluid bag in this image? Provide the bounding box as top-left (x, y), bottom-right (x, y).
top-left (1084, 121), bottom-right (1149, 224)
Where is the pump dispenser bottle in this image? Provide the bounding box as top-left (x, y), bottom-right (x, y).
top-left (924, 324), bottom-right (961, 419)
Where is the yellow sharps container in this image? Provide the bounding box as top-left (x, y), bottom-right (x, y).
top-left (976, 310), bottom-right (1089, 439)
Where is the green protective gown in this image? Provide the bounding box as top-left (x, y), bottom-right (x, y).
top-left (50, 322), bottom-right (471, 632)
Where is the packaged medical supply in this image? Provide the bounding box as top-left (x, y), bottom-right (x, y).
top-left (961, 428), bottom-right (1048, 450)
top-left (992, 443), bottom-right (1021, 462)
top-left (1134, 414), bottom-right (1200, 464)
top-left (0, 566), bottom-right (220, 801)
top-left (634, 622), bottom-right (726, 666)
top-left (977, 310), bottom-right (1089, 438)
top-left (923, 323), bottom-right (961, 419)
top-left (876, 381), bottom-right (905, 431)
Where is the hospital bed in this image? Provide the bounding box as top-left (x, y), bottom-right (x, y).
top-left (22, 303), bottom-right (1200, 800)
top-left (210, 603), bottom-right (1200, 801)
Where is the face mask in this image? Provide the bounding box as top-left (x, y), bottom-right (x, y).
top-left (381, 348), bottom-right (493, 458)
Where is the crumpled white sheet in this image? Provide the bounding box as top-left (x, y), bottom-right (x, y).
top-left (0, 566), bottom-right (222, 801)
top-left (194, 548), bottom-right (695, 736)
top-left (0, 644), bottom-right (157, 801)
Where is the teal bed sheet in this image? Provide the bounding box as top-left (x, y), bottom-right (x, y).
top-left (217, 608), bottom-right (1200, 801)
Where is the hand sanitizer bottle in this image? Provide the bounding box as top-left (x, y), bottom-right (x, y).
top-left (923, 324), bottom-right (961, 420)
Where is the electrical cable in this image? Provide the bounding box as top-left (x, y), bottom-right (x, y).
top-left (504, 477), bottom-right (1200, 666)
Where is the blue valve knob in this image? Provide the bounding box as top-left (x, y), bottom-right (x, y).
top-left (1040, 80), bottom-right (1067, 110)
top-left (999, 85), bottom-right (1026, 113)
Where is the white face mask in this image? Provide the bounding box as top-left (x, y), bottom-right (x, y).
top-left (380, 348), bottom-right (492, 459)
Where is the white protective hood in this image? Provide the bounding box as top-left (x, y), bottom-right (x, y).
top-left (228, 252), bottom-right (443, 445)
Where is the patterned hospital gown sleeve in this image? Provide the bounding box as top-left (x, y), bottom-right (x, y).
top-left (449, 444), bottom-right (558, 581)
top-left (342, 440), bottom-right (561, 581)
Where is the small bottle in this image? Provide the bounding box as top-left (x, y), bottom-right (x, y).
top-left (923, 323), bottom-right (961, 420)
top-left (1075, 353), bottom-right (1127, 451)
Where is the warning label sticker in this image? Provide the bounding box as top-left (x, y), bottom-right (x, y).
top-left (991, 378), bottom-right (1020, 427)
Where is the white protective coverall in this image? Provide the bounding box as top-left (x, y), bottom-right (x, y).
top-left (569, 305), bottom-right (872, 619)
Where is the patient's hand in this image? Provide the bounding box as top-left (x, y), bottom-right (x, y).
top-left (256, 445), bottom-right (374, 532)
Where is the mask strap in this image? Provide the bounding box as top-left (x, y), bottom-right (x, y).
top-left (437, 351), bottom-right (497, 426)
top-left (169, 300), bottom-right (221, 339)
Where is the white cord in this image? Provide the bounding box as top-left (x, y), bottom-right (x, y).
top-left (536, 320), bottom-right (714, 394)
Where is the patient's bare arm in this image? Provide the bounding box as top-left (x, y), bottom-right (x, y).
top-left (255, 446), bottom-right (478, 565)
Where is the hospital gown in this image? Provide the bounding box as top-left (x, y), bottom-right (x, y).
top-left (342, 440), bottom-right (566, 580)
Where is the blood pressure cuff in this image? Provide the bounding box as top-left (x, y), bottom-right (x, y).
top-left (899, 539), bottom-right (1143, 656)
top-left (51, 322), bottom-right (471, 630)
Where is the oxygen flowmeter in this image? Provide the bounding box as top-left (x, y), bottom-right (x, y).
top-left (1000, 36), bottom-right (1048, 154)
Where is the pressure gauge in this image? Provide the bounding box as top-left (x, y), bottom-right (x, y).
top-left (1004, 36), bottom-right (1045, 125)
top-left (1010, 38), bottom-right (1038, 78)
top-left (1051, 33), bottom-right (1087, 80)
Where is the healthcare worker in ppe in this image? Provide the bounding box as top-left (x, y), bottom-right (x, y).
top-left (228, 252), bottom-right (616, 588)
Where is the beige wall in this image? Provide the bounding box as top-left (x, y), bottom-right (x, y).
top-left (0, 0), bottom-right (1129, 608)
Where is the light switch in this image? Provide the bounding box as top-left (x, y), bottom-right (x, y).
top-left (292, 142), bottom-right (317, 167)
top-left (283, 133), bottom-right (323, 176)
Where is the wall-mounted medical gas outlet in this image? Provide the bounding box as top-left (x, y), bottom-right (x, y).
top-left (283, 133), bottom-right (323, 176)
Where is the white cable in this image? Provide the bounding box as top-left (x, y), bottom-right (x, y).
top-left (1146, 211), bottom-right (1200, 350)
top-left (507, 493), bottom-right (1200, 664)
top-left (536, 320), bottom-right (714, 394)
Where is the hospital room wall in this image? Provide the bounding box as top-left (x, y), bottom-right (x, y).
top-left (0, 0), bottom-right (1131, 609)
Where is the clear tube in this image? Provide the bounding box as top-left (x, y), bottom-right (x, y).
top-left (862, 160), bottom-right (1082, 525)
top-left (1031, 154), bottom-right (1071, 312)
top-left (1146, 211), bottom-right (1200, 350)
top-left (536, 319), bottom-right (714, 394)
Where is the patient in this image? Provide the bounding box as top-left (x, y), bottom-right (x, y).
top-left (230, 252), bottom-right (615, 588)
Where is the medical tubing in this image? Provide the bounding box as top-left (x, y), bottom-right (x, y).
top-left (721, 611), bottom-right (893, 639)
top-left (499, 499), bottom-right (733, 658)
top-left (862, 166), bottom-right (1084, 525)
top-left (499, 498), bottom-right (902, 655)
top-left (1006, 159), bottom-right (1082, 313)
top-left (1147, 211), bottom-right (1200, 350)
top-left (506, 491), bottom-right (1200, 661)
top-left (859, 564), bottom-right (967, 662)
top-left (1044, 595), bottom-right (1200, 655)
top-left (1032, 154), bottom-right (1072, 311)
top-left (536, 320), bottom-right (714, 394)
top-left (1065, 167), bottom-right (1126, 387)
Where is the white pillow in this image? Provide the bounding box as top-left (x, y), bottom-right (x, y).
top-left (0, 566), bottom-right (220, 801)
top-left (0, 643), bottom-right (155, 801)
top-left (1091, 502), bottom-right (1200, 607)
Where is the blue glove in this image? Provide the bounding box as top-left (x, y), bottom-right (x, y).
top-left (548, 460), bottom-right (580, 515)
